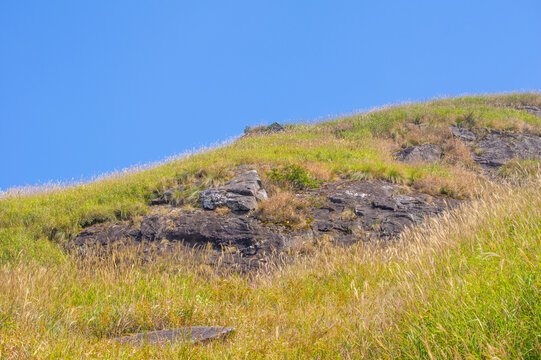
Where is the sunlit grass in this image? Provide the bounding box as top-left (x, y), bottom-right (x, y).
top-left (1, 92), bottom-right (541, 358)
top-left (1, 179), bottom-right (540, 359)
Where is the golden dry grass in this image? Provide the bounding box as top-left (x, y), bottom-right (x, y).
top-left (1, 93), bottom-right (541, 358)
top-left (1, 178), bottom-right (540, 359)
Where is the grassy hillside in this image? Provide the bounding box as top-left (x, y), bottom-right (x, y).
top-left (1, 93), bottom-right (541, 359)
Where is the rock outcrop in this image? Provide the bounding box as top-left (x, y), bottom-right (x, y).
top-left (114, 326), bottom-right (235, 346)
top-left (71, 176), bottom-right (457, 272)
top-left (301, 180), bottom-right (457, 243)
top-left (450, 126), bottom-right (541, 168)
top-left (450, 125), bottom-right (477, 142)
top-left (73, 208), bottom-right (284, 250)
top-left (67, 120), bottom-right (541, 273)
top-left (471, 131), bottom-right (541, 168)
top-left (200, 170), bottom-right (268, 212)
top-left (393, 144), bottom-right (443, 163)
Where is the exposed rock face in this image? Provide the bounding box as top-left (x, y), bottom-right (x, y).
top-left (114, 326), bottom-right (235, 346)
top-left (472, 131), bottom-right (541, 168)
top-left (517, 105), bottom-right (541, 117)
top-left (450, 125), bottom-right (477, 142)
top-left (200, 170), bottom-right (268, 212)
top-left (302, 180), bottom-right (457, 243)
top-left (141, 210), bottom-right (282, 247)
top-left (68, 118), bottom-right (541, 273)
top-left (71, 178), bottom-right (458, 272)
top-left (72, 223), bottom-right (142, 247)
top-left (394, 144), bottom-right (443, 163)
top-left (73, 209), bottom-right (284, 250)
top-left (450, 126), bottom-right (541, 168)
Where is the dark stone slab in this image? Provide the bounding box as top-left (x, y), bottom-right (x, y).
top-left (301, 180), bottom-right (458, 241)
top-left (450, 125), bottom-right (541, 169)
top-left (70, 179), bottom-right (460, 272)
top-left (114, 326), bottom-right (235, 346)
top-left (472, 132), bottom-right (541, 168)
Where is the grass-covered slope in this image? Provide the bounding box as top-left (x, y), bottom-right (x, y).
top-left (1, 93), bottom-right (541, 359)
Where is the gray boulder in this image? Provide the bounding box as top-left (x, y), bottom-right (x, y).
top-left (450, 126), bottom-right (477, 142)
top-left (394, 144), bottom-right (443, 163)
top-left (114, 326), bottom-right (235, 346)
top-left (224, 193), bottom-right (258, 212)
top-left (201, 170), bottom-right (267, 212)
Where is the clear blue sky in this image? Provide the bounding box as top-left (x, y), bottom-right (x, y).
top-left (1, 1), bottom-right (540, 190)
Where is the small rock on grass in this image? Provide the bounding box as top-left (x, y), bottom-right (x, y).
top-left (114, 326), bottom-right (235, 346)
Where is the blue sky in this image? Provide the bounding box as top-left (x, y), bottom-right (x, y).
top-left (1, 1), bottom-right (540, 190)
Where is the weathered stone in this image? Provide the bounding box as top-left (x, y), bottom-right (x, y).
top-left (371, 197), bottom-right (397, 211)
top-left (394, 144), bottom-right (443, 163)
top-left (200, 188), bottom-right (227, 210)
top-left (71, 223), bottom-right (142, 247)
top-left (317, 221), bottom-right (333, 232)
top-left (449, 125), bottom-right (541, 168)
top-left (245, 122), bottom-right (285, 135)
top-left (256, 189), bottom-right (268, 201)
top-left (224, 193), bottom-right (258, 212)
top-left (298, 180), bottom-right (458, 241)
top-left (472, 131), bottom-right (541, 168)
top-left (451, 125), bottom-right (477, 142)
top-left (73, 209), bottom-right (285, 250)
top-left (143, 210), bottom-right (284, 248)
top-left (71, 179), bottom-right (459, 272)
top-left (201, 170), bottom-right (267, 212)
top-left (114, 326), bottom-right (235, 346)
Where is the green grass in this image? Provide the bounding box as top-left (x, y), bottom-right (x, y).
top-left (1, 92), bottom-right (540, 358)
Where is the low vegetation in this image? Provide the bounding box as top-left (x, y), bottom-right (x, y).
top-left (1, 93), bottom-right (540, 358)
